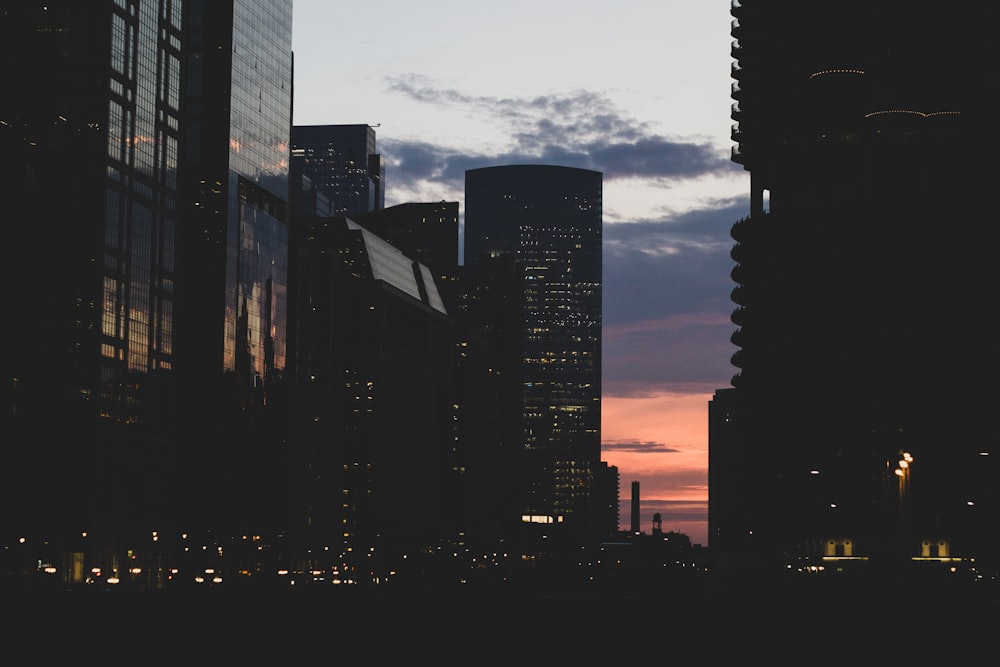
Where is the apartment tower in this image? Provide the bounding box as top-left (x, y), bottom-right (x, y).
top-left (712, 1), bottom-right (996, 579)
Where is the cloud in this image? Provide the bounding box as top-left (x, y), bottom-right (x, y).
top-left (601, 439), bottom-right (681, 454)
top-left (601, 202), bottom-right (746, 395)
top-left (380, 76), bottom-right (741, 197)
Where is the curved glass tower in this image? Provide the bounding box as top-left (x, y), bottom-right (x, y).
top-left (465, 164), bottom-right (603, 538)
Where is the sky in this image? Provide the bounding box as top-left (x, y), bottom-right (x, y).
top-left (290, 0), bottom-right (750, 546)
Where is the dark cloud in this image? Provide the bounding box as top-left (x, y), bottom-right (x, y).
top-left (601, 439), bottom-right (681, 454)
top-left (381, 77), bottom-right (740, 192)
top-left (601, 201), bottom-right (747, 396)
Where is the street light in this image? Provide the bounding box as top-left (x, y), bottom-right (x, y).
top-left (894, 452), bottom-right (913, 507)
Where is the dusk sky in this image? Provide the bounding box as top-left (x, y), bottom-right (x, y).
top-left (290, 0), bottom-right (749, 545)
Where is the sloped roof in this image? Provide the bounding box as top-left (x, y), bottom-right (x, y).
top-left (346, 218), bottom-right (447, 315)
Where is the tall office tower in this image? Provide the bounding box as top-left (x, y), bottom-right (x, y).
top-left (291, 124), bottom-right (385, 218)
top-left (287, 215), bottom-right (455, 575)
top-left (175, 0), bottom-right (293, 544)
top-left (716, 1), bottom-right (996, 579)
top-left (0, 1), bottom-right (185, 579)
top-left (464, 165), bottom-right (604, 541)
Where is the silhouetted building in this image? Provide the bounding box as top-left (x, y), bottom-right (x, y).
top-left (713, 1), bottom-right (996, 582)
top-left (174, 0), bottom-right (293, 542)
top-left (286, 214), bottom-right (455, 575)
top-left (630, 481), bottom-right (641, 534)
top-left (464, 164), bottom-right (605, 542)
top-left (0, 0), bottom-right (294, 589)
top-left (0, 0), bottom-right (186, 579)
top-left (291, 124), bottom-right (384, 218)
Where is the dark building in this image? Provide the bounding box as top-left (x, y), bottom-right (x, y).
top-left (464, 164), bottom-right (606, 541)
top-left (1, 0), bottom-right (186, 580)
top-left (291, 124), bottom-right (384, 218)
top-left (713, 1), bottom-right (996, 582)
top-left (174, 0), bottom-right (293, 544)
top-left (0, 0), bottom-right (293, 589)
top-left (286, 214), bottom-right (455, 578)
top-left (630, 481), bottom-right (641, 535)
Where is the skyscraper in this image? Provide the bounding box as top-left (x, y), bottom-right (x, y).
top-left (464, 164), bottom-right (604, 540)
top-left (286, 214), bottom-right (455, 574)
top-left (291, 124), bottom-right (384, 218)
top-left (713, 1), bottom-right (996, 579)
top-left (1, 0), bottom-right (186, 559)
top-left (175, 0), bottom-right (293, 538)
top-left (0, 0), bottom-right (294, 587)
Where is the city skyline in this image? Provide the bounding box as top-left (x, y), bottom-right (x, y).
top-left (3, 0), bottom-right (996, 602)
top-left (291, 0), bottom-right (748, 544)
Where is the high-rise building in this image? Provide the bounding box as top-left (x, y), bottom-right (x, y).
top-left (286, 214), bottom-right (455, 573)
top-left (1, 0), bottom-right (186, 569)
top-left (464, 164), bottom-right (604, 540)
top-left (291, 124), bottom-right (384, 218)
top-left (714, 1), bottom-right (996, 580)
top-left (0, 0), bottom-right (294, 587)
top-left (174, 0), bottom-right (293, 541)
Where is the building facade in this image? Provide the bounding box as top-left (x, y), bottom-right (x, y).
top-left (174, 0), bottom-right (293, 542)
top-left (464, 164), bottom-right (605, 540)
top-left (713, 1), bottom-right (996, 580)
top-left (0, 0), bottom-right (294, 589)
top-left (291, 124), bottom-right (384, 219)
top-left (1, 0), bottom-right (186, 574)
top-left (286, 214), bottom-right (456, 577)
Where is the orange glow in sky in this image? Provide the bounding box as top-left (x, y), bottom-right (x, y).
top-left (602, 391), bottom-right (710, 546)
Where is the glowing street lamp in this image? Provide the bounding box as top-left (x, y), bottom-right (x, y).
top-left (894, 452), bottom-right (913, 505)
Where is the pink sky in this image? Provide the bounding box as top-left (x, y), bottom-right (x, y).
top-left (602, 391), bottom-right (711, 546)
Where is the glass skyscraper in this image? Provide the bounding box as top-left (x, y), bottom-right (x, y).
top-left (464, 164), bottom-right (604, 538)
top-left (175, 0), bottom-right (293, 537)
top-left (1, 0), bottom-right (185, 552)
top-left (0, 0), bottom-right (293, 587)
